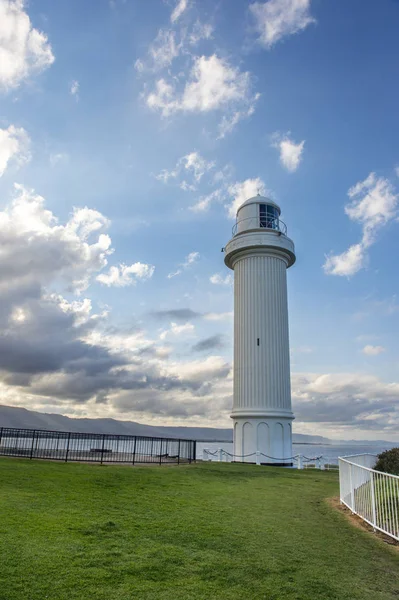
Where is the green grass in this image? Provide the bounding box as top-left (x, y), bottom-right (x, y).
top-left (0, 458), bottom-right (398, 600)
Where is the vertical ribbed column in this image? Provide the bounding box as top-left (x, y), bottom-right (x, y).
top-left (233, 253), bottom-right (292, 415)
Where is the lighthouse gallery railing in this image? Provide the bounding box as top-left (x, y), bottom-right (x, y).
top-left (232, 216), bottom-right (287, 236)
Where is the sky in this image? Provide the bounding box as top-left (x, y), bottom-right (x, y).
top-left (0, 0), bottom-right (399, 441)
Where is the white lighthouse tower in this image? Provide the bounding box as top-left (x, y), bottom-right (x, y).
top-left (224, 195), bottom-right (296, 465)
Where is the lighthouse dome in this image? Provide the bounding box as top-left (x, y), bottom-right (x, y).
top-left (237, 195), bottom-right (281, 216)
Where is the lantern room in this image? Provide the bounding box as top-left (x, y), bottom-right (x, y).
top-left (233, 195), bottom-right (287, 236)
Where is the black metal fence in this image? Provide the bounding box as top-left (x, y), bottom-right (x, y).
top-left (0, 427), bottom-right (196, 465)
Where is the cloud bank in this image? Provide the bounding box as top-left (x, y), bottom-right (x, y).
top-left (0, 0), bottom-right (55, 91)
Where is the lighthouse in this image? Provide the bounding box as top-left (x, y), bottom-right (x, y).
top-left (224, 195), bottom-right (296, 465)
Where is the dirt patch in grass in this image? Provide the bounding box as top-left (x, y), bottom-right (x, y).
top-left (328, 496), bottom-right (399, 552)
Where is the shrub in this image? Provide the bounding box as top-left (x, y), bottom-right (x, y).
top-left (374, 448), bottom-right (399, 476)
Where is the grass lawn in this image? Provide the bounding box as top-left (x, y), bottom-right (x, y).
top-left (0, 459), bottom-right (398, 600)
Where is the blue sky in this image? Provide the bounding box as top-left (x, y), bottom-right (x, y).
top-left (0, 0), bottom-right (399, 440)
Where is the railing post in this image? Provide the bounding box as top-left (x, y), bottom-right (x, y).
top-left (177, 440), bottom-right (181, 465)
top-left (218, 448), bottom-right (223, 462)
top-left (256, 451), bottom-right (261, 466)
top-left (159, 439), bottom-right (163, 465)
top-left (132, 436), bottom-right (137, 465)
top-left (193, 440), bottom-right (196, 463)
top-left (297, 455), bottom-right (302, 470)
top-left (15, 429), bottom-right (19, 455)
top-left (0, 427), bottom-right (3, 453)
top-left (349, 463), bottom-right (354, 510)
top-left (65, 432), bottom-right (71, 463)
top-left (320, 458), bottom-right (325, 471)
top-left (100, 434), bottom-right (105, 465)
top-left (30, 430), bottom-right (36, 459)
top-left (370, 470), bottom-right (377, 531)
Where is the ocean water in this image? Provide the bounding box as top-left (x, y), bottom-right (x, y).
top-left (195, 441), bottom-right (396, 464)
top-left (1, 433), bottom-right (396, 466)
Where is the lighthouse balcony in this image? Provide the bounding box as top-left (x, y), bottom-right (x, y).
top-left (232, 216), bottom-right (288, 237)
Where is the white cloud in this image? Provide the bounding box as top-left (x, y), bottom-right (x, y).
top-left (146, 78), bottom-right (176, 112)
top-left (159, 321), bottom-right (195, 340)
top-left (324, 173), bottom-right (398, 277)
top-left (97, 263), bottom-right (155, 287)
top-left (0, 186), bottom-right (232, 418)
top-left (157, 151), bottom-right (214, 190)
top-left (10, 305), bottom-right (28, 323)
top-left (49, 152), bottom-right (69, 167)
top-left (323, 243), bottom-right (365, 277)
top-left (0, 125), bottom-right (30, 176)
top-left (227, 177), bottom-right (267, 218)
top-left (189, 197), bottom-right (210, 213)
top-left (362, 345), bottom-right (385, 356)
top-left (272, 132), bottom-right (305, 172)
top-left (217, 93), bottom-right (260, 139)
top-left (167, 251), bottom-right (200, 278)
top-left (291, 371), bottom-right (399, 435)
top-left (147, 55), bottom-right (258, 135)
top-left (150, 29), bottom-right (180, 70)
top-left (0, 0), bottom-right (55, 91)
top-left (0, 184), bottom-right (121, 295)
top-left (346, 173), bottom-right (398, 241)
top-left (6, 359), bottom-right (399, 433)
top-left (86, 326), bottom-right (168, 358)
top-left (189, 165), bottom-right (235, 212)
top-left (204, 311), bottom-right (233, 321)
top-left (183, 251), bottom-right (200, 266)
top-left (210, 273), bottom-right (233, 285)
top-left (183, 152), bottom-right (214, 182)
top-left (167, 269), bottom-right (182, 279)
top-left (167, 355), bottom-right (229, 382)
top-left (188, 21), bottom-right (213, 45)
top-left (190, 188), bottom-right (224, 212)
top-left (179, 55), bottom-right (251, 111)
top-left (135, 17), bottom-right (211, 74)
top-left (53, 295), bottom-right (104, 327)
top-left (249, 0), bottom-right (316, 48)
top-left (70, 80), bottom-right (79, 99)
top-left (135, 4), bottom-right (249, 137)
top-left (134, 58), bottom-right (145, 73)
top-left (0, 184), bottom-right (113, 294)
top-left (179, 181), bottom-right (197, 192)
top-left (213, 165), bottom-right (233, 185)
top-left (171, 0), bottom-right (189, 23)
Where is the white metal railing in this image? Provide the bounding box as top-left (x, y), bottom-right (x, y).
top-left (232, 216), bottom-right (287, 236)
top-left (339, 454), bottom-right (399, 541)
top-left (201, 449), bottom-right (339, 470)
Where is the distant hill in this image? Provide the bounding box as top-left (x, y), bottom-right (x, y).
top-left (0, 404), bottom-right (396, 446)
top-left (0, 404), bottom-right (234, 440)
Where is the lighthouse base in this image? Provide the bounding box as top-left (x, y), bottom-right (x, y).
top-left (232, 416), bottom-right (293, 465)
